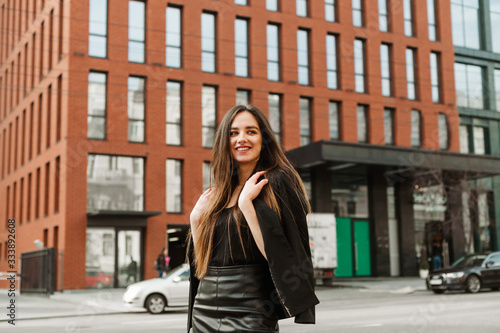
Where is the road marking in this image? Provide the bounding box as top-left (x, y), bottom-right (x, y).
top-left (356, 323), bottom-right (383, 328)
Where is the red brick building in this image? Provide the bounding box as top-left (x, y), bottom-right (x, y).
top-left (1, 0), bottom-right (500, 290)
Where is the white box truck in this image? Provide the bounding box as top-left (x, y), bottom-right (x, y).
top-left (307, 213), bottom-right (337, 285)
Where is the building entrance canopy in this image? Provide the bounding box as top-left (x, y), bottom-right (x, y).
top-left (287, 141), bottom-right (500, 180)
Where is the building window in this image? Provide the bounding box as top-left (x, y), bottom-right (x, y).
top-left (326, 34), bottom-right (338, 89)
top-left (459, 125), bottom-right (470, 153)
top-left (202, 86), bottom-right (216, 148)
top-left (297, 0), bottom-right (308, 17)
top-left (454, 63), bottom-right (484, 109)
top-left (430, 52), bottom-right (441, 103)
top-left (460, 123), bottom-right (490, 155)
top-left (427, 0), bottom-right (437, 41)
top-left (166, 81), bottom-right (182, 145)
top-left (411, 110), bottom-right (421, 147)
top-left (352, 0), bottom-right (363, 27)
top-left (404, 0), bottom-right (414, 37)
top-left (438, 113), bottom-right (449, 150)
top-left (268, 93), bottom-right (282, 144)
top-left (166, 159), bottom-right (182, 213)
top-left (55, 156), bottom-right (60, 212)
top-left (357, 105), bottom-right (368, 143)
top-left (329, 101), bottom-right (340, 140)
top-left (89, 0), bottom-right (107, 58)
top-left (267, 24), bottom-right (280, 82)
top-left (473, 126), bottom-right (489, 155)
top-left (166, 6), bottom-right (182, 68)
top-left (235, 0), bottom-right (247, 5)
top-left (128, 1), bottom-right (145, 63)
top-left (87, 154), bottom-right (144, 211)
top-left (88, 72), bottom-right (107, 140)
top-left (267, 0), bottom-right (278, 12)
top-left (451, 0), bottom-right (480, 49)
top-left (299, 97), bottom-right (311, 146)
top-left (492, 1), bottom-right (500, 53)
top-left (406, 48), bottom-right (417, 100)
top-left (380, 44), bottom-right (392, 97)
top-left (203, 161), bottom-right (212, 191)
top-left (235, 18), bottom-right (249, 77)
top-left (354, 39), bottom-right (365, 93)
top-left (236, 89), bottom-right (251, 105)
top-left (379, 0), bottom-right (389, 32)
top-left (127, 77), bottom-right (145, 143)
top-left (325, 0), bottom-right (336, 22)
top-left (44, 163), bottom-right (50, 216)
top-left (495, 69), bottom-right (500, 111)
top-left (297, 29), bottom-right (310, 86)
top-left (384, 108), bottom-right (394, 145)
top-left (201, 12), bottom-right (216, 73)
top-left (36, 168), bottom-right (41, 218)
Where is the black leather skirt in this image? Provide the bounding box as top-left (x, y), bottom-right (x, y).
top-left (191, 264), bottom-right (280, 333)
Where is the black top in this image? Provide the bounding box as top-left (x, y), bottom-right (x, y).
top-left (209, 207), bottom-right (267, 266)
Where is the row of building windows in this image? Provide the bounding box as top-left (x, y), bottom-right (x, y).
top-left (87, 72), bottom-right (455, 152)
top-left (0, 0), bottom-right (63, 63)
top-left (0, 10), bottom-right (63, 121)
top-left (0, 75), bottom-right (62, 179)
top-left (4, 156), bottom-right (60, 226)
top-left (262, 0), bottom-right (439, 42)
top-left (86, 1), bottom-right (445, 98)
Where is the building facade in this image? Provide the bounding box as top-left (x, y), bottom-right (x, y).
top-left (1, 0), bottom-right (500, 289)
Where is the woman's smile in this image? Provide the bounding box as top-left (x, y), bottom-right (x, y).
top-left (230, 111), bottom-right (262, 167)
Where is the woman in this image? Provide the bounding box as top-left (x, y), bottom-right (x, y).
top-left (155, 248), bottom-right (166, 278)
top-left (187, 105), bottom-right (319, 332)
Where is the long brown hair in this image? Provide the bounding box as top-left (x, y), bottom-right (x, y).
top-left (191, 105), bottom-right (310, 278)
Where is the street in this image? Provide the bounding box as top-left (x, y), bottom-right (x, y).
top-left (2, 286), bottom-right (499, 333)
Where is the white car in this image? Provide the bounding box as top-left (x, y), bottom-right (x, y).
top-left (123, 264), bottom-right (190, 314)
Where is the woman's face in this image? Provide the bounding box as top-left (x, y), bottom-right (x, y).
top-left (229, 111), bottom-right (262, 169)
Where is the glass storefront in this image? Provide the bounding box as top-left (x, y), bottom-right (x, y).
top-left (86, 227), bottom-right (142, 288)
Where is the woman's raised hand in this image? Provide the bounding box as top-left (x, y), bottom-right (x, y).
top-left (190, 188), bottom-right (213, 230)
top-left (238, 171), bottom-right (268, 209)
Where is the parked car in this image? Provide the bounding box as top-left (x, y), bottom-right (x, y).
top-left (86, 269), bottom-right (113, 289)
top-left (123, 263), bottom-right (190, 314)
top-left (427, 251), bottom-right (500, 294)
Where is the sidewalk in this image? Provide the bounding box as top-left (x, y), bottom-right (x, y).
top-left (0, 277), bottom-right (427, 322)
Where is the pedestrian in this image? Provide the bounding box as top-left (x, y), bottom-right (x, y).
top-left (164, 249), bottom-right (171, 273)
top-left (126, 256), bottom-right (138, 284)
top-left (155, 248), bottom-right (166, 278)
top-left (187, 105), bottom-right (319, 332)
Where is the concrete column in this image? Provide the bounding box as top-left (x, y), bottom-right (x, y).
top-left (368, 166), bottom-right (391, 277)
top-left (395, 180), bottom-right (418, 276)
top-left (445, 183), bottom-right (466, 263)
top-left (312, 165), bottom-right (333, 213)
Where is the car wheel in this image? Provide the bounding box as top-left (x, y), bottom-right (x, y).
top-left (96, 282), bottom-right (103, 289)
top-left (432, 289), bottom-right (445, 294)
top-left (145, 294), bottom-right (167, 314)
top-left (465, 275), bottom-right (481, 293)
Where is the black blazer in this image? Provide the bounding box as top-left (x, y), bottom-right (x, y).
top-left (187, 172), bottom-right (319, 331)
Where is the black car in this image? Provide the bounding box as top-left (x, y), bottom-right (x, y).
top-left (427, 251), bottom-right (500, 294)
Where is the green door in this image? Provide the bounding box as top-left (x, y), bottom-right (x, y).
top-left (354, 220), bottom-right (371, 276)
top-left (335, 218), bottom-right (372, 277)
top-left (335, 218), bottom-right (353, 277)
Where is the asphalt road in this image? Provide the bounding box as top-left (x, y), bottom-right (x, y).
top-left (3, 287), bottom-right (500, 333)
